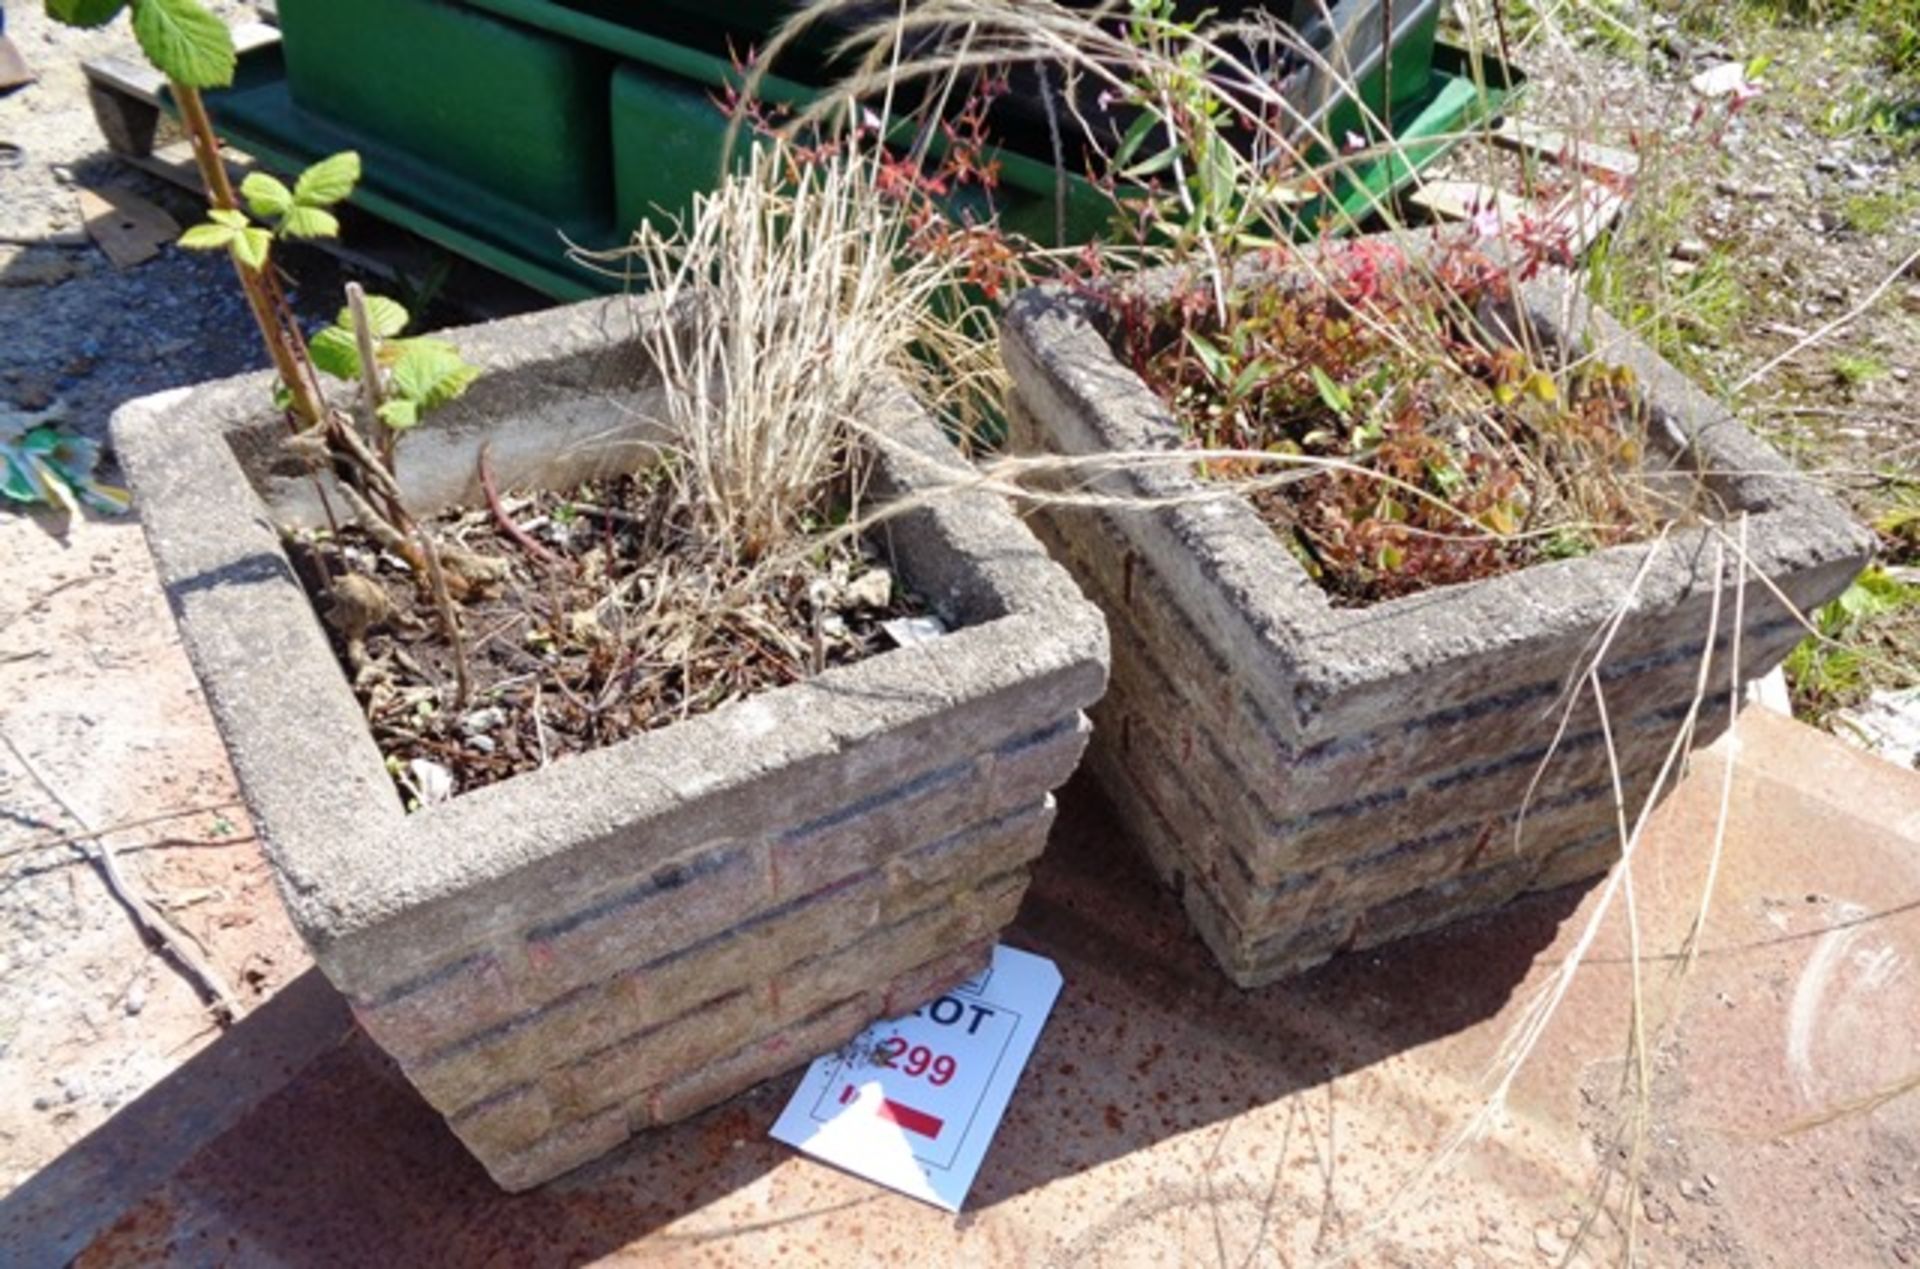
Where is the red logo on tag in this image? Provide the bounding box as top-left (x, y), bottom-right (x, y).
top-left (839, 1084), bottom-right (944, 1140)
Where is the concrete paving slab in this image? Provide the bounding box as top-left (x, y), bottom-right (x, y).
top-left (31, 708), bottom-right (1920, 1267)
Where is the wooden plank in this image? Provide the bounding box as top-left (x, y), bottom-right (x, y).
top-left (1409, 174), bottom-right (1625, 262)
top-left (1546, 184), bottom-right (1627, 257)
top-left (1408, 179), bottom-right (1530, 225)
top-left (1492, 118), bottom-right (1640, 181)
top-left (86, 78), bottom-right (162, 158)
top-left (76, 186), bottom-right (180, 269)
top-left (83, 52), bottom-right (166, 107)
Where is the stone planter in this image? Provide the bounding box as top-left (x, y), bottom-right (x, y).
top-left (113, 295), bottom-right (1107, 1190)
top-left (1001, 260), bottom-right (1870, 988)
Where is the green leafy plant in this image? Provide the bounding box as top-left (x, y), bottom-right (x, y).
top-left (1784, 566), bottom-right (1920, 718)
top-left (48, 0), bottom-right (485, 695)
top-left (45, 1), bottom-right (474, 472)
top-left (47, 0), bottom-right (234, 87)
top-left (1, 411), bottom-right (130, 515)
top-left (44, 0), bottom-right (331, 425)
top-left (178, 151), bottom-right (360, 269)
top-left (307, 295), bottom-right (479, 436)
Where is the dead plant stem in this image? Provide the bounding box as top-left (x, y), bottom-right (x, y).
top-left (1731, 245), bottom-right (1920, 395)
top-left (0, 800), bottom-right (246, 864)
top-left (479, 442), bottom-right (569, 571)
top-left (345, 283), bottom-right (472, 707)
top-left (0, 729), bottom-right (242, 1023)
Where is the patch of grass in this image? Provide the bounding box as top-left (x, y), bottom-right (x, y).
top-left (1480, 0), bottom-right (1645, 54)
top-left (1576, 130), bottom-right (1750, 376)
top-left (1831, 350), bottom-right (1889, 388)
top-left (1876, 482), bottom-right (1920, 561)
top-left (1784, 565), bottom-right (1920, 720)
top-left (1729, 0), bottom-right (1920, 85)
top-left (1839, 186), bottom-right (1920, 232)
top-left (1588, 234), bottom-right (1746, 373)
top-left (1815, 88), bottom-right (1919, 141)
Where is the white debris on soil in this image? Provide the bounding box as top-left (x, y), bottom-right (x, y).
top-left (1690, 61), bottom-right (1752, 98)
top-left (1832, 687), bottom-right (1920, 770)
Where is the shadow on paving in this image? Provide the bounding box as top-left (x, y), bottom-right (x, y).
top-left (5, 774), bottom-right (1587, 1267)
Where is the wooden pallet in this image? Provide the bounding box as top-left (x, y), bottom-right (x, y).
top-left (1406, 117), bottom-right (1634, 258)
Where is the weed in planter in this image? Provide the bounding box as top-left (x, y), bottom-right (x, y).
top-left (278, 138), bottom-right (989, 805)
top-left (1107, 232), bottom-right (1675, 603)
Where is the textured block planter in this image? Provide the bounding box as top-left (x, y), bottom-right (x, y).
top-left (113, 295), bottom-right (1107, 1190)
top-left (1002, 259), bottom-right (1870, 988)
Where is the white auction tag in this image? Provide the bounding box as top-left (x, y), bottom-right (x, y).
top-left (769, 943), bottom-right (1062, 1211)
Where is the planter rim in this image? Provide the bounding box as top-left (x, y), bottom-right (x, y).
top-left (1001, 240), bottom-right (1871, 739)
top-left (115, 292), bottom-right (1108, 994)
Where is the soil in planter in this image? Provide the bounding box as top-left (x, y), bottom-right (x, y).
top-left (1108, 237), bottom-right (1696, 606)
top-left (286, 467), bottom-right (929, 807)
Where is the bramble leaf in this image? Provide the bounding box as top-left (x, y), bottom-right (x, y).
top-left (207, 207), bottom-right (249, 229)
top-left (377, 399), bottom-right (420, 431)
top-left (294, 151), bottom-right (361, 207)
top-left (240, 172), bottom-right (294, 219)
top-left (230, 225), bottom-right (272, 270)
top-left (178, 221), bottom-right (236, 250)
top-left (308, 326), bottom-right (361, 381)
top-left (278, 205), bottom-right (340, 239)
top-left (46, 0), bottom-right (129, 28)
top-left (335, 295), bottom-right (409, 339)
top-left (390, 340), bottom-right (479, 409)
top-left (131, 0), bottom-right (236, 89)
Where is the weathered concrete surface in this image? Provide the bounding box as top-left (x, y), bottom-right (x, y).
top-left (1002, 254), bottom-right (1873, 985)
top-left (109, 293), bottom-right (1109, 1188)
top-left (35, 708), bottom-right (1920, 1268)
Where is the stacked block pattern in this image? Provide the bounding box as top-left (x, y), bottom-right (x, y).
top-left (344, 715), bottom-right (1087, 1190)
top-left (114, 293), bottom-right (1110, 1192)
top-left (1014, 472), bottom-right (1809, 986)
top-left (1002, 264), bottom-right (1870, 989)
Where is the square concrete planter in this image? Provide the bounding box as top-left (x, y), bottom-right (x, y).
top-left (1001, 256), bottom-right (1870, 988)
top-left (113, 294), bottom-right (1108, 1190)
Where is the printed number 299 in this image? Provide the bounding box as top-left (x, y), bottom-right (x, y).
top-left (878, 1037), bottom-right (957, 1086)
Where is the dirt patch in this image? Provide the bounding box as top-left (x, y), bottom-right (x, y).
top-left (290, 467), bottom-right (930, 803)
top-left (0, 514), bottom-right (307, 1197)
top-left (0, 2), bottom-right (326, 1196)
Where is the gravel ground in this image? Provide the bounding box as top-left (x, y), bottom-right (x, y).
top-left (0, 2), bottom-right (365, 445)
